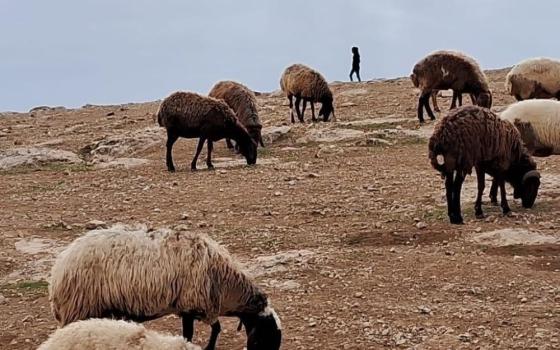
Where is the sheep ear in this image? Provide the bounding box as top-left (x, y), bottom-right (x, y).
top-left (522, 170), bottom-right (540, 183)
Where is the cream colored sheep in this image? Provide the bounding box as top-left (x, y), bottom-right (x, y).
top-left (280, 64), bottom-right (335, 123)
top-left (38, 319), bottom-right (201, 350)
top-left (500, 99), bottom-right (560, 156)
top-left (49, 224), bottom-right (282, 350)
top-left (505, 57), bottom-right (560, 100)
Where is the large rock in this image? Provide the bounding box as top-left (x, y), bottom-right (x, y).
top-left (0, 147), bottom-right (83, 170)
top-left (262, 125), bottom-right (292, 144)
top-left (297, 128), bottom-right (364, 143)
top-left (80, 127), bottom-right (164, 159)
top-left (471, 228), bottom-right (560, 246)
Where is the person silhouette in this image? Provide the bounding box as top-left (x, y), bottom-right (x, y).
top-left (349, 47), bottom-right (361, 82)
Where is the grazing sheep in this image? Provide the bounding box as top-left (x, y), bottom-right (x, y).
top-left (38, 319), bottom-right (201, 350)
top-left (157, 91), bottom-right (257, 171)
top-left (280, 64), bottom-right (335, 123)
top-left (429, 106), bottom-right (540, 224)
top-left (411, 50), bottom-right (492, 123)
top-left (500, 99), bottom-right (560, 156)
top-left (505, 57), bottom-right (560, 101)
top-left (49, 225), bottom-right (282, 350)
top-left (208, 80), bottom-right (264, 150)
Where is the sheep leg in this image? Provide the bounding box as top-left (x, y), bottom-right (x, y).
top-left (418, 91), bottom-right (434, 122)
top-left (489, 179), bottom-right (499, 205)
top-left (444, 173), bottom-right (456, 223)
top-left (204, 321), bottom-right (222, 350)
top-left (450, 91), bottom-right (459, 109)
top-left (288, 95), bottom-right (295, 123)
top-left (310, 101), bottom-right (316, 121)
top-left (423, 92), bottom-right (436, 121)
top-left (356, 70), bottom-right (361, 82)
top-left (191, 137), bottom-right (206, 171)
top-left (451, 172), bottom-right (465, 224)
top-left (302, 99), bottom-right (309, 122)
top-left (206, 140), bottom-right (214, 170)
top-left (166, 131), bottom-right (179, 172)
top-left (474, 167), bottom-right (486, 219)
top-left (431, 92), bottom-right (440, 112)
top-left (499, 180), bottom-right (511, 216)
top-left (470, 94), bottom-right (476, 105)
top-left (294, 96), bottom-right (304, 123)
top-left (181, 314), bottom-right (195, 341)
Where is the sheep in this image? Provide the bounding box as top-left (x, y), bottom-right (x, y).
top-left (499, 99), bottom-right (560, 157)
top-left (49, 225), bottom-right (282, 350)
top-left (411, 50), bottom-right (492, 123)
top-left (208, 80), bottom-right (265, 150)
top-left (505, 57), bottom-right (560, 101)
top-left (429, 105), bottom-right (540, 224)
top-left (38, 319), bottom-right (201, 350)
top-left (157, 91), bottom-right (257, 171)
top-left (280, 64), bottom-right (335, 123)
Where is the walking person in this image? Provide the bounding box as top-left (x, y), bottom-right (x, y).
top-left (349, 46), bottom-right (361, 82)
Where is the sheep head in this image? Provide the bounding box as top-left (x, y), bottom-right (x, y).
top-left (507, 154), bottom-right (540, 208)
top-left (239, 307), bottom-right (282, 350)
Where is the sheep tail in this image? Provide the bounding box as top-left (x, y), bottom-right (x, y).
top-left (156, 108), bottom-right (164, 127)
top-left (428, 143), bottom-right (447, 177)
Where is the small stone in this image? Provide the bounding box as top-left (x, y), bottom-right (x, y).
top-left (520, 297), bottom-right (528, 303)
top-left (106, 111), bottom-right (115, 116)
top-left (475, 227), bottom-right (482, 233)
top-left (418, 306), bottom-right (431, 314)
top-left (85, 220), bottom-right (107, 230)
top-left (355, 292), bottom-right (363, 298)
top-left (180, 213), bottom-right (190, 220)
top-left (389, 247), bottom-right (396, 253)
top-left (0, 294), bottom-right (6, 305)
top-left (416, 221), bottom-right (427, 229)
top-left (274, 191), bottom-right (283, 197)
top-left (458, 333), bottom-right (472, 342)
top-left (308, 173), bottom-right (320, 178)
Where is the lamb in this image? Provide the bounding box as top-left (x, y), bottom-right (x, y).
top-left (499, 99), bottom-right (560, 156)
top-left (208, 80), bottom-right (265, 150)
top-left (157, 91), bottom-right (257, 171)
top-left (38, 319), bottom-right (201, 350)
top-left (49, 225), bottom-right (282, 350)
top-left (429, 105), bottom-right (540, 224)
top-left (411, 50), bottom-right (492, 123)
top-left (505, 57), bottom-right (560, 101)
top-left (280, 64), bottom-right (335, 123)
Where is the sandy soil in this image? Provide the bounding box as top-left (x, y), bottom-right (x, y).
top-left (1, 68), bottom-right (559, 349)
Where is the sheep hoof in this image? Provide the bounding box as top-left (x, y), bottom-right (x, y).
top-left (449, 215), bottom-right (464, 225)
top-left (475, 212), bottom-right (485, 219)
top-left (190, 167), bottom-right (198, 172)
top-left (503, 210), bottom-right (512, 217)
top-left (490, 199), bottom-right (498, 206)
top-left (207, 165), bottom-right (215, 171)
top-left (167, 167), bottom-right (176, 172)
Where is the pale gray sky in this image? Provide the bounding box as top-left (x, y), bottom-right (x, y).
top-left (1, 0), bottom-right (559, 111)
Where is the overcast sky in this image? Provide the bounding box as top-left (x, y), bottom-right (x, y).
top-left (2, 0), bottom-right (559, 111)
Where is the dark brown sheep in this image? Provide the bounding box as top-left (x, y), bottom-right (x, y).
top-left (208, 80), bottom-right (264, 150)
top-left (280, 64), bottom-right (335, 123)
top-left (411, 50), bottom-right (492, 123)
top-left (157, 91), bottom-right (257, 171)
top-left (429, 106), bottom-right (540, 224)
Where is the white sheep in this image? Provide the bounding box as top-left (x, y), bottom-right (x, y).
top-left (505, 57), bottom-right (560, 101)
top-left (49, 224), bottom-right (282, 350)
top-left (38, 319), bottom-right (201, 350)
top-left (499, 99), bottom-right (560, 156)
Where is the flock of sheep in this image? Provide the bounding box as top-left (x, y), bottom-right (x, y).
top-left (37, 52), bottom-right (560, 349)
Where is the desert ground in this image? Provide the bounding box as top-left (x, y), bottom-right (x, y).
top-left (0, 68), bottom-right (559, 349)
